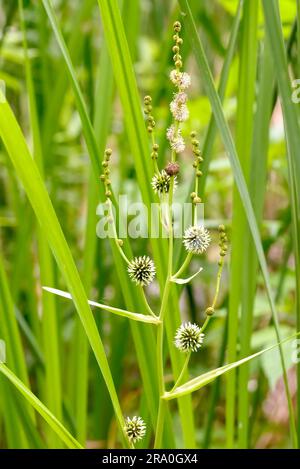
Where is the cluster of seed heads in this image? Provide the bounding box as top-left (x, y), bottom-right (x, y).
top-left (183, 225), bottom-right (211, 255)
top-left (99, 148), bottom-right (112, 198)
top-left (127, 255), bottom-right (156, 287)
top-left (124, 416), bottom-right (146, 443)
top-left (218, 224), bottom-right (228, 260)
top-left (144, 95), bottom-right (155, 134)
top-left (174, 322), bottom-right (204, 353)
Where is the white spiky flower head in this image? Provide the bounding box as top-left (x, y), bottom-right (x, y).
top-left (127, 256), bottom-right (156, 286)
top-left (174, 322), bottom-right (204, 352)
top-left (183, 225), bottom-right (210, 254)
top-left (169, 70), bottom-right (191, 90)
top-left (124, 416), bottom-right (146, 443)
top-left (151, 170), bottom-right (177, 195)
top-left (170, 100), bottom-right (189, 122)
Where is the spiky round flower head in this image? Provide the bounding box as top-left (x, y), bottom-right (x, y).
top-left (170, 135), bottom-right (185, 153)
top-left (170, 100), bottom-right (189, 122)
top-left (183, 225), bottom-right (211, 254)
top-left (124, 416), bottom-right (146, 443)
top-left (170, 70), bottom-right (191, 90)
top-left (174, 322), bottom-right (204, 352)
top-left (127, 256), bottom-right (156, 286)
top-left (151, 170), bottom-right (177, 195)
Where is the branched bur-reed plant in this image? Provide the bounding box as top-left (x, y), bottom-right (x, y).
top-left (98, 21), bottom-right (228, 448)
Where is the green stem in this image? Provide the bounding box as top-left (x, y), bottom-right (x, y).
top-left (170, 352), bottom-right (191, 392)
top-left (173, 252), bottom-right (193, 279)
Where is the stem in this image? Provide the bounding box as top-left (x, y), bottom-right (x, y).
top-left (201, 258), bottom-right (225, 334)
top-left (173, 252), bottom-right (193, 279)
top-left (212, 259), bottom-right (225, 309)
top-left (139, 286), bottom-right (158, 318)
top-left (154, 147), bottom-right (177, 448)
top-left (170, 352), bottom-right (191, 392)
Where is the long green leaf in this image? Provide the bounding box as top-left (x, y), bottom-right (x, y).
top-left (262, 0), bottom-right (300, 447)
top-left (0, 364), bottom-right (82, 449)
top-left (163, 333), bottom-right (299, 400)
top-left (0, 91), bottom-right (128, 447)
top-left (43, 287), bottom-right (160, 324)
top-left (18, 0), bottom-right (63, 446)
top-left (177, 0), bottom-right (295, 444)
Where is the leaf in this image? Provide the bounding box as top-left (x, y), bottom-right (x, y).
top-left (163, 333), bottom-right (300, 400)
top-left (171, 267), bottom-right (203, 284)
top-left (0, 364), bottom-right (82, 449)
top-left (0, 90), bottom-right (128, 447)
top-left (177, 0), bottom-right (295, 440)
top-left (43, 287), bottom-right (160, 324)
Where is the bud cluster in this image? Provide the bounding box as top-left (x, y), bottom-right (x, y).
top-left (144, 95), bottom-right (155, 134)
top-left (100, 148), bottom-right (112, 199)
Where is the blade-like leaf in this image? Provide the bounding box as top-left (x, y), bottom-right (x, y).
top-left (177, 0), bottom-right (295, 440)
top-left (171, 267), bottom-right (203, 285)
top-left (163, 333), bottom-right (299, 400)
top-left (0, 91), bottom-right (128, 446)
top-left (43, 287), bottom-right (160, 324)
top-left (0, 364), bottom-right (82, 449)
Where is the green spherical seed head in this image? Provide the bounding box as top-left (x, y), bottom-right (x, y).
top-left (220, 250), bottom-right (226, 257)
top-left (105, 169), bottom-right (110, 175)
top-left (190, 131), bottom-right (196, 138)
top-left (153, 143), bottom-right (159, 151)
top-left (193, 196), bottom-right (202, 204)
top-left (106, 179), bottom-right (111, 185)
top-left (196, 170), bottom-right (203, 177)
top-left (193, 162), bottom-right (198, 168)
top-left (102, 161), bottom-right (108, 167)
top-left (172, 45), bottom-right (180, 53)
top-left (105, 190), bottom-right (112, 198)
top-left (173, 21), bottom-right (181, 32)
top-left (105, 148), bottom-right (112, 157)
top-left (144, 95), bottom-right (151, 104)
top-left (218, 224), bottom-right (226, 232)
top-left (205, 307), bottom-right (215, 316)
top-left (117, 239), bottom-right (123, 247)
top-left (177, 37), bottom-right (183, 45)
top-left (100, 174), bottom-right (105, 181)
top-left (192, 139), bottom-right (199, 147)
top-left (175, 60), bottom-right (182, 68)
top-left (193, 149), bottom-right (201, 156)
top-left (147, 126), bottom-right (153, 133)
top-left (190, 192), bottom-right (197, 199)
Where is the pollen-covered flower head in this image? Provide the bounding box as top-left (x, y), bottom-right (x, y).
top-left (174, 322), bottom-right (204, 352)
top-left (127, 256), bottom-right (156, 286)
top-left (170, 135), bottom-right (185, 153)
top-left (151, 170), bottom-right (177, 195)
top-left (166, 124), bottom-right (177, 141)
top-left (170, 100), bottom-right (189, 122)
top-left (170, 70), bottom-right (191, 90)
top-left (124, 416), bottom-right (146, 443)
top-left (183, 225), bottom-right (210, 254)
